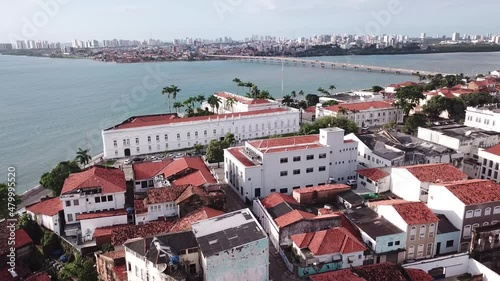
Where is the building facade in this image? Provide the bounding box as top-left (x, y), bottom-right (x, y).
top-left (204, 92), bottom-right (281, 114)
top-left (464, 106), bottom-right (500, 133)
top-left (316, 100), bottom-right (403, 128)
top-left (102, 107), bottom-right (300, 159)
top-left (26, 197), bottom-right (63, 236)
top-left (224, 128), bottom-right (358, 201)
top-left (477, 144), bottom-right (500, 182)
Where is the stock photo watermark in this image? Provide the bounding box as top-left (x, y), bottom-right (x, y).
top-left (6, 167), bottom-right (17, 274)
top-left (8, 0), bottom-right (71, 44)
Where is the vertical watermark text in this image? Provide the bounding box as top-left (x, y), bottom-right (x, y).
top-left (6, 167), bottom-right (17, 274)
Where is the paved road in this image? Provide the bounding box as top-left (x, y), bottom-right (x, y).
top-left (216, 172), bottom-right (299, 281)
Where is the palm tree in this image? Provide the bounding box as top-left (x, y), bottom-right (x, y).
top-left (290, 90), bottom-right (297, 100)
top-left (207, 95), bottom-right (221, 113)
top-left (196, 94), bottom-right (205, 105)
top-left (173, 102), bottom-right (184, 113)
top-left (169, 85), bottom-right (181, 102)
top-left (338, 106), bottom-right (349, 116)
top-left (232, 78), bottom-right (242, 94)
top-left (282, 95), bottom-right (293, 106)
top-left (161, 85), bottom-right (181, 113)
top-left (250, 85), bottom-right (260, 98)
top-left (161, 86), bottom-right (172, 112)
top-left (298, 90), bottom-right (305, 99)
top-left (329, 85), bottom-right (336, 95)
top-left (75, 148), bottom-right (92, 166)
top-left (317, 87), bottom-right (329, 96)
top-left (225, 97), bottom-right (237, 112)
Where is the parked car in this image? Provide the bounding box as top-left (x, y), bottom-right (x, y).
top-left (346, 180), bottom-right (357, 186)
top-left (123, 159), bottom-right (133, 165)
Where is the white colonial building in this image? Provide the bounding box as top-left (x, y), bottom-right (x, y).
top-left (477, 144), bottom-right (500, 182)
top-left (316, 100), bottom-right (403, 128)
top-left (102, 106), bottom-right (299, 159)
top-left (192, 209), bottom-right (269, 281)
top-left (60, 166), bottom-right (127, 239)
top-left (26, 197), bottom-right (63, 236)
top-left (224, 128), bottom-right (358, 202)
top-left (464, 106), bottom-right (500, 133)
top-left (203, 92), bottom-right (281, 114)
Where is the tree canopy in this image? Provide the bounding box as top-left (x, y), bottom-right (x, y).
top-left (372, 85), bottom-right (383, 93)
top-left (393, 85), bottom-right (425, 117)
top-left (40, 161), bottom-right (81, 196)
top-left (422, 95), bottom-right (448, 120)
top-left (299, 116), bottom-right (359, 135)
top-left (401, 114), bottom-right (428, 134)
top-left (205, 133), bottom-right (235, 165)
top-left (0, 183), bottom-right (21, 220)
top-left (305, 94), bottom-right (320, 107)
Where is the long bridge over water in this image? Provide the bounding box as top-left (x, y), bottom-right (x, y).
top-left (208, 55), bottom-right (451, 76)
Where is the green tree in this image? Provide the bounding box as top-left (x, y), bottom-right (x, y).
top-left (173, 101), bottom-right (184, 113)
top-left (161, 85), bottom-right (182, 113)
top-left (232, 78), bottom-right (242, 94)
top-left (193, 143), bottom-right (204, 155)
top-left (222, 133), bottom-right (235, 148)
top-left (459, 92), bottom-right (498, 107)
top-left (78, 258), bottom-right (98, 281)
top-left (195, 94), bottom-right (206, 105)
top-left (207, 95), bottom-right (221, 113)
top-left (17, 213), bottom-right (43, 244)
top-left (402, 114), bottom-right (427, 134)
top-left (393, 85), bottom-right (425, 117)
top-left (383, 121), bottom-right (396, 131)
top-left (205, 140), bottom-right (224, 167)
top-left (422, 95), bottom-right (448, 120)
top-left (101, 243), bottom-right (115, 253)
top-left (299, 116), bottom-right (359, 135)
top-left (337, 106), bottom-right (349, 115)
top-left (225, 97), bottom-right (237, 111)
top-left (446, 98), bottom-right (467, 121)
top-left (282, 95), bottom-right (293, 106)
top-left (372, 85), bottom-right (383, 93)
top-left (0, 183), bottom-right (21, 220)
top-left (328, 85), bottom-right (336, 95)
top-left (305, 94), bottom-right (320, 107)
top-left (40, 161), bottom-right (81, 196)
top-left (75, 148), bottom-right (92, 166)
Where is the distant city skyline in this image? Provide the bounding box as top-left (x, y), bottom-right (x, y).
top-left (1, 0), bottom-right (499, 43)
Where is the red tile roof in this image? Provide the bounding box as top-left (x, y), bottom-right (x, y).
top-left (111, 220), bottom-right (176, 246)
top-left (484, 144), bottom-right (500, 156)
top-left (102, 249), bottom-right (125, 260)
top-left (323, 101), bottom-right (395, 113)
top-left (293, 184), bottom-right (350, 194)
top-left (0, 222), bottom-right (33, 256)
top-left (25, 272), bottom-right (51, 281)
top-left (392, 202), bottom-right (439, 225)
top-left (61, 166), bottom-right (126, 195)
top-left (134, 199), bottom-right (147, 214)
top-left (274, 210), bottom-right (316, 228)
top-left (443, 179), bottom-right (500, 205)
top-left (215, 92), bottom-right (272, 105)
top-left (170, 207), bottom-right (225, 232)
top-left (406, 268), bottom-right (434, 281)
top-left (368, 199), bottom-right (409, 208)
top-left (389, 81), bottom-right (418, 88)
top-left (226, 147), bottom-right (256, 167)
top-left (76, 209), bottom-right (127, 220)
top-left (291, 227), bottom-right (366, 255)
top-left (26, 197), bottom-right (63, 216)
top-left (132, 160), bottom-right (173, 180)
top-left (156, 157), bottom-right (216, 187)
top-left (356, 168), bottom-right (390, 181)
top-left (310, 269), bottom-right (364, 281)
top-left (305, 106), bottom-right (317, 113)
top-left (249, 135), bottom-right (319, 150)
top-left (145, 186), bottom-right (188, 204)
top-left (403, 163), bottom-right (467, 183)
top-left (93, 224), bottom-right (129, 238)
top-left (260, 192), bottom-right (298, 209)
top-left (111, 108), bottom-right (287, 130)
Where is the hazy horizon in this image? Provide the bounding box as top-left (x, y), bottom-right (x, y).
top-left (1, 0), bottom-right (499, 43)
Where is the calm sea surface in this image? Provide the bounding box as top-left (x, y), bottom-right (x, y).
top-left (1, 52), bottom-right (499, 193)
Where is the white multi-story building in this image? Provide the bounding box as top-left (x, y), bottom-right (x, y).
top-left (464, 106), bottom-right (500, 133)
top-left (60, 166), bottom-right (127, 239)
top-left (203, 92), bottom-right (281, 114)
top-left (26, 197), bottom-right (63, 236)
top-left (477, 144), bottom-right (500, 182)
top-left (134, 187), bottom-right (181, 225)
top-left (316, 100), bottom-right (403, 128)
top-left (124, 231), bottom-right (201, 281)
top-left (102, 107), bottom-right (299, 159)
top-left (224, 128), bottom-right (358, 202)
top-left (192, 209), bottom-right (269, 281)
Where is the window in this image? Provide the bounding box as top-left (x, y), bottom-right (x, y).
top-left (108, 195), bottom-right (113, 201)
top-left (67, 214), bottom-right (73, 222)
top-left (474, 209), bottom-right (482, 217)
top-left (483, 222), bottom-right (489, 226)
top-left (101, 196), bottom-right (107, 202)
top-left (410, 226), bottom-right (416, 240)
top-left (73, 199), bottom-right (79, 206)
top-left (95, 197), bottom-right (101, 203)
top-left (395, 241), bottom-right (400, 246)
top-left (420, 225), bottom-right (426, 239)
top-left (446, 240), bottom-right (454, 248)
top-left (319, 153), bottom-right (327, 159)
top-left (306, 168), bottom-right (313, 173)
top-left (187, 132), bottom-right (191, 138)
top-left (426, 243), bottom-right (433, 257)
top-left (156, 135), bottom-right (160, 142)
top-left (494, 206), bottom-right (500, 214)
top-left (270, 189), bottom-right (276, 192)
top-left (417, 244), bottom-right (424, 259)
top-left (472, 223), bottom-right (479, 230)
top-left (280, 157), bottom-right (288, 163)
top-left (485, 207), bottom-right (492, 216)
top-left (492, 220), bottom-right (498, 225)
top-left (292, 186), bottom-right (300, 190)
top-left (204, 130), bottom-right (207, 136)
top-left (293, 169), bottom-right (301, 175)
top-left (463, 225), bottom-right (471, 238)
top-left (388, 242), bottom-right (394, 247)
top-left (65, 201), bottom-right (71, 207)
top-left (280, 188), bottom-right (288, 194)
top-left (306, 154), bottom-right (314, 160)
top-left (213, 129), bottom-right (217, 136)
top-left (293, 156), bottom-right (301, 162)
top-left (136, 147), bottom-right (140, 153)
top-left (465, 210), bottom-right (473, 218)
top-left (280, 171), bottom-right (288, 177)
top-left (177, 133), bottom-right (180, 139)
top-left (148, 145), bottom-right (152, 151)
top-left (429, 224), bottom-right (435, 238)
top-left (113, 140), bottom-right (117, 147)
top-left (128, 262), bottom-right (131, 271)
top-left (195, 131), bottom-right (198, 138)
top-left (318, 166), bottom-right (326, 172)
top-left (408, 246), bottom-right (415, 259)
top-left (254, 188), bottom-right (261, 198)
top-left (147, 136), bottom-right (151, 143)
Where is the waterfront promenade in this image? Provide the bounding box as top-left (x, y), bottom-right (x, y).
top-left (208, 55), bottom-right (453, 76)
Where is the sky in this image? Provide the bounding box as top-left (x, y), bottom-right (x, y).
top-left (1, 0), bottom-right (499, 43)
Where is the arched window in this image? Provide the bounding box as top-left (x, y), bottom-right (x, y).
top-left (474, 209), bottom-right (482, 217)
top-left (187, 132), bottom-right (191, 138)
top-left (213, 129), bottom-right (216, 136)
top-left (419, 225), bottom-right (427, 239)
top-left (204, 130), bottom-right (207, 136)
top-left (408, 246), bottom-right (415, 259)
top-left (463, 225), bottom-right (471, 238)
top-left (494, 206), bottom-right (500, 214)
top-left (465, 210), bottom-right (473, 218)
top-left (428, 224), bottom-right (435, 238)
top-left (177, 133), bottom-right (180, 139)
top-left (410, 226), bottom-right (417, 241)
top-left (195, 131), bottom-right (198, 138)
top-left (485, 207), bottom-right (492, 216)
